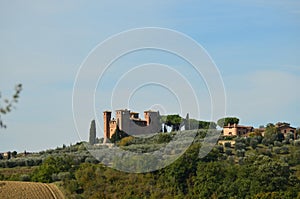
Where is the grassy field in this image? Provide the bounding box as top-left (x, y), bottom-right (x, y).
top-left (0, 181), bottom-right (64, 199)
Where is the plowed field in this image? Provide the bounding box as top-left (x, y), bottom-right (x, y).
top-left (0, 181), bottom-right (64, 199)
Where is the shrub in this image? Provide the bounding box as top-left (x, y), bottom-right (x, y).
top-left (236, 149), bottom-right (245, 157)
top-left (282, 140), bottom-right (289, 145)
top-left (235, 142), bottom-right (246, 151)
top-left (274, 146), bottom-right (289, 154)
top-left (64, 179), bottom-right (81, 194)
top-left (157, 133), bottom-right (172, 144)
top-left (225, 148), bottom-right (232, 156)
top-left (32, 156), bottom-right (74, 183)
top-left (294, 140), bottom-right (300, 147)
top-left (215, 145), bottom-right (224, 153)
top-left (288, 150), bottom-right (300, 166)
top-left (227, 155), bottom-right (235, 164)
top-left (250, 139), bottom-right (258, 149)
top-left (245, 137), bottom-right (251, 146)
top-left (286, 132), bottom-right (295, 140)
top-left (85, 157), bottom-right (99, 164)
top-left (224, 142), bottom-right (231, 148)
top-left (58, 172), bottom-right (71, 181)
top-left (274, 141), bottom-right (282, 147)
top-left (257, 149), bottom-right (272, 157)
top-left (238, 157), bottom-right (244, 165)
top-left (51, 173), bottom-right (59, 182)
top-left (256, 136), bottom-right (263, 144)
top-left (119, 136), bottom-right (134, 146)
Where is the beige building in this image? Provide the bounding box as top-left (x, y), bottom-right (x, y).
top-left (258, 122), bottom-right (297, 139)
top-left (103, 109), bottom-right (161, 139)
top-left (276, 122), bottom-right (297, 139)
top-left (223, 123), bottom-right (254, 137)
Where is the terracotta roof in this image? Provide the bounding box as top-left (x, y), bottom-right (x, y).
top-left (224, 124), bottom-right (253, 129)
top-left (278, 126), bottom-right (296, 130)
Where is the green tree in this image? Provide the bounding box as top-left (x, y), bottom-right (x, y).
top-left (254, 157), bottom-right (290, 193)
top-left (159, 143), bottom-right (201, 195)
top-left (217, 117), bottom-right (239, 127)
top-left (262, 123), bottom-right (284, 145)
top-left (0, 84), bottom-right (22, 128)
top-left (250, 138), bottom-right (258, 149)
top-left (32, 156), bottom-right (74, 183)
top-left (192, 161), bottom-right (226, 198)
top-left (110, 126), bottom-right (129, 143)
top-left (11, 151), bottom-right (17, 158)
top-left (189, 119), bottom-right (217, 130)
top-left (235, 142), bottom-right (246, 151)
top-left (165, 114), bottom-right (182, 131)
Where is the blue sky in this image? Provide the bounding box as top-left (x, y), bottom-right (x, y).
top-left (1, 1), bottom-right (300, 151)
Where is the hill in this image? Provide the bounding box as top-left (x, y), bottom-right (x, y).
top-left (0, 130), bottom-right (300, 198)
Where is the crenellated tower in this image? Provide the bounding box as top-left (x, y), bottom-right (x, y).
top-left (103, 111), bottom-right (112, 139)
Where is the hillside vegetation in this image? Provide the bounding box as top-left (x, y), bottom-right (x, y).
top-left (0, 130), bottom-right (300, 198)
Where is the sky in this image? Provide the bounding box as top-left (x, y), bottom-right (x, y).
top-left (1, 0), bottom-right (300, 152)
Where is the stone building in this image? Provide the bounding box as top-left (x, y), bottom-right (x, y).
top-left (223, 123), bottom-right (254, 137)
top-left (258, 122), bottom-right (297, 139)
top-left (103, 109), bottom-right (161, 139)
top-left (276, 122), bottom-right (297, 139)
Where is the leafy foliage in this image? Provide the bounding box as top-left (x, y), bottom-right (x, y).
top-left (217, 117), bottom-right (240, 127)
top-left (31, 156), bottom-right (74, 183)
top-left (60, 143), bottom-right (300, 199)
top-left (165, 114), bottom-right (182, 131)
top-left (262, 123), bottom-right (284, 145)
top-left (110, 126), bottom-right (129, 143)
top-left (189, 119), bottom-right (217, 130)
top-left (1, 131), bottom-right (300, 198)
top-left (0, 84), bottom-right (22, 128)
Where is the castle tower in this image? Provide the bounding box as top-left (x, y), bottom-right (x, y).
top-left (116, 109), bottom-right (130, 133)
top-left (144, 111), bottom-right (151, 126)
top-left (144, 110), bottom-right (161, 134)
top-left (103, 111), bottom-right (112, 139)
top-left (144, 110), bottom-right (160, 126)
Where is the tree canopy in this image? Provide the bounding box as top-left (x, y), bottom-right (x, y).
top-left (165, 114), bottom-right (182, 131)
top-left (110, 126), bottom-right (129, 143)
top-left (189, 119), bottom-right (217, 130)
top-left (262, 123), bottom-right (284, 145)
top-left (162, 115), bottom-right (217, 131)
top-left (217, 117), bottom-right (240, 127)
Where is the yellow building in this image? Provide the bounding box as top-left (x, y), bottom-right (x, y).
top-left (223, 123), bottom-right (254, 137)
